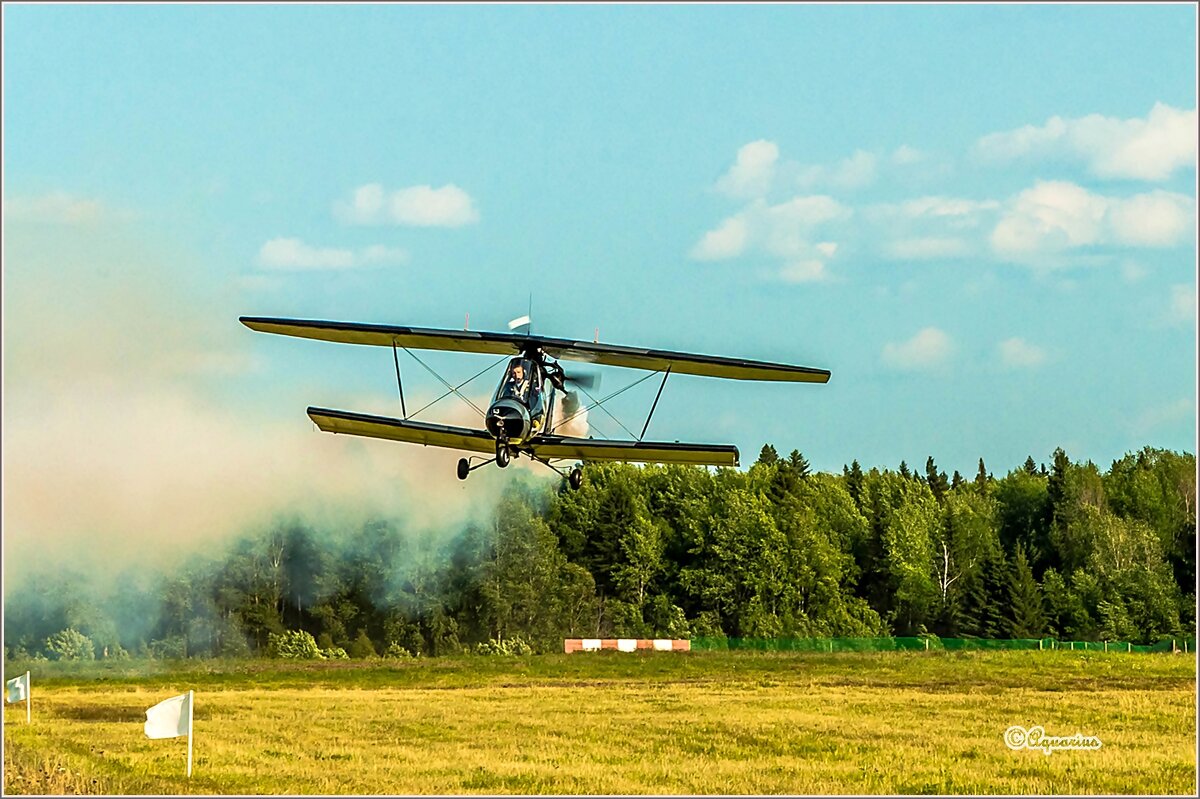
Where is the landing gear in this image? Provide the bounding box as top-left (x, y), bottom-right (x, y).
top-left (568, 467), bottom-right (584, 491)
top-left (457, 458), bottom-right (470, 480)
top-left (496, 441), bottom-right (511, 468)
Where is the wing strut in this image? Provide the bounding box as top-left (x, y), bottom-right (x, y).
top-left (527, 451), bottom-right (570, 477)
top-left (640, 367), bottom-right (670, 441)
top-left (391, 341), bottom-right (407, 419)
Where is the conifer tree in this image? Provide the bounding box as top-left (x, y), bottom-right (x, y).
top-left (925, 456), bottom-right (950, 502)
top-left (1047, 447), bottom-right (1071, 528)
top-left (788, 449), bottom-right (811, 479)
top-left (1008, 545), bottom-right (1046, 638)
top-left (757, 444), bottom-right (779, 466)
top-left (961, 549), bottom-right (1008, 638)
top-left (846, 460), bottom-right (864, 508)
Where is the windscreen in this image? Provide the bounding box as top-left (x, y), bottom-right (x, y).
top-left (496, 358), bottom-right (536, 405)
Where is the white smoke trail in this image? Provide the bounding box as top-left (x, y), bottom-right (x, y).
top-left (551, 389), bottom-right (590, 439)
top-left (0, 208), bottom-right (528, 591)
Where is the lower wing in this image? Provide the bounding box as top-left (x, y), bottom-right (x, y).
top-left (307, 407), bottom-right (495, 455)
top-left (528, 435), bottom-right (739, 467)
top-left (307, 407), bottom-right (738, 467)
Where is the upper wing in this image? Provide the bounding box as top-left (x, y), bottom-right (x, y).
top-left (539, 340), bottom-right (828, 382)
top-left (307, 407), bottom-right (495, 455)
top-left (242, 317), bottom-right (522, 357)
top-left (528, 435), bottom-right (739, 467)
top-left (241, 316), bottom-right (829, 383)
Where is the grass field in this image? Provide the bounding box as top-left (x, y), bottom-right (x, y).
top-left (2, 650), bottom-right (1195, 795)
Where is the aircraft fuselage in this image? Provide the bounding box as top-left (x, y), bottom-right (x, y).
top-left (484, 352), bottom-right (561, 447)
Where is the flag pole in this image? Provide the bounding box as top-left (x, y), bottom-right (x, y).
top-left (26, 671), bottom-right (31, 723)
top-left (186, 690), bottom-right (193, 778)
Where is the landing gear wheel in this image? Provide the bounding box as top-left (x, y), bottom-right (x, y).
top-left (568, 467), bottom-right (583, 491)
top-left (457, 458), bottom-right (470, 480)
top-left (496, 443), bottom-right (511, 468)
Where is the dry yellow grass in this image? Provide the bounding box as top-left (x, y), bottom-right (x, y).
top-left (2, 651), bottom-right (1195, 794)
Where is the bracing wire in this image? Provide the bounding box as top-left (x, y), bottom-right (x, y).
top-left (548, 369), bottom-right (659, 436)
top-left (403, 349), bottom-right (490, 419)
top-left (406, 354), bottom-right (511, 419)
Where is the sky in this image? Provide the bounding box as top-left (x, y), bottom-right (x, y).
top-left (2, 4), bottom-right (1197, 568)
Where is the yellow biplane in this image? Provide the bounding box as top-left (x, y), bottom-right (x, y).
top-left (241, 315), bottom-right (830, 489)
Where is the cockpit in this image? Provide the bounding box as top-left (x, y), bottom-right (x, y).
top-left (495, 357), bottom-right (540, 406)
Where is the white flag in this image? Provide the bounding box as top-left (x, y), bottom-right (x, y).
top-left (6, 673), bottom-right (29, 703)
top-left (144, 692), bottom-right (191, 740)
top-left (507, 315), bottom-right (531, 331)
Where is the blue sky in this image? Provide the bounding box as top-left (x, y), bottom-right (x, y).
top-left (3, 3), bottom-right (1196, 553)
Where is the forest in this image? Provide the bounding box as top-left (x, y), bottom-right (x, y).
top-left (4, 445), bottom-right (1195, 660)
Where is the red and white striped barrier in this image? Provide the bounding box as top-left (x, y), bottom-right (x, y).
top-left (564, 638), bottom-right (690, 653)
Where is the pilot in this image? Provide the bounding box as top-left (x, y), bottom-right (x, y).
top-left (506, 361), bottom-right (530, 399)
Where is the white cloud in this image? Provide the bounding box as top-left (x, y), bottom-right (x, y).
top-left (762, 196), bottom-right (851, 258)
top-left (1133, 398), bottom-right (1194, 435)
top-left (690, 214), bottom-right (748, 260)
top-left (991, 181), bottom-right (1108, 254)
top-left (257, 238), bottom-right (407, 270)
top-left (1167, 283), bottom-right (1196, 327)
top-left (881, 327), bottom-right (953, 371)
top-left (361, 245), bottom-right (409, 265)
top-left (797, 149), bottom-right (877, 190)
top-left (778, 259), bottom-right (828, 283)
top-left (691, 196), bottom-right (850, 263)
top-left (976, 103), bottom-right (1198, 181)
top-left (885, 237), bottom-right (970, 260)
top-left (990, 181), bottom-right (1195, 256)
top-left (335, 183), bottom-right (479, 227)
top-left (338, 183), bottom-right (386, 223)
top-left (1106, 190), bottom-right (1195, 247)
top-left (3, 192), bottom-right (114, 224)
top-left (891, 145), bottom-right (925, 165)
top-left (893, 196), bottom-right (1001, 222)
top-left (1120, 260), bottom-right (1148, 283)
top-left (259, 238), bottom-right (355, 269)
top-left (866, 197), bottom-right (1001, 262)
top-left (715, 140), bottom-right (779, 198)
top-left (765, 195), bottom-right (850, 227)
top-left (815, 241), bottom-right (838, 257)
top-left (998, 337), bottom-right (1047, 368)
top-left (977, 116), bottom-right (1067, 162)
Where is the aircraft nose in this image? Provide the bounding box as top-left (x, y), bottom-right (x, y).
top-left (486, 404), bottom-right (525, 440)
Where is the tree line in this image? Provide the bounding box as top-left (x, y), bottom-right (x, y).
top-left (4, 446), bottom-right (1195, 660)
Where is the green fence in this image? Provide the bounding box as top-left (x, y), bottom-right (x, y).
top-left (691, 636), bottom-right (1196, 653)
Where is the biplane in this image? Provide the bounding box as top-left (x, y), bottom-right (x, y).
top-left (240, 315), bottom-right (830, 489)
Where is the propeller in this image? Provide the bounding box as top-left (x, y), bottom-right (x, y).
top-left (562, 368), bottom-right (601, 392)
